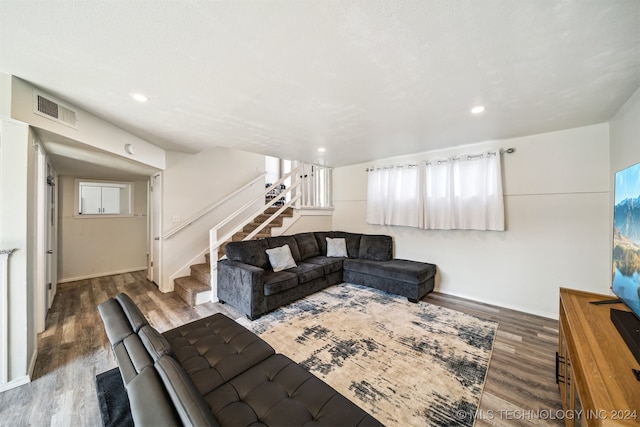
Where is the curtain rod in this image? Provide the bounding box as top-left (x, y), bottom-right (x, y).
top-left (365, 147), bottom-right (515, 172)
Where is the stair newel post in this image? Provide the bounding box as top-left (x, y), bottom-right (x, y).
top-left (293, 162), bottom-right (302, 210)
top-left (209, 227), bottom-right (219, 303)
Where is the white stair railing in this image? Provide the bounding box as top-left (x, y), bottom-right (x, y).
top-left (163, 161), bottom-right (333, 304)
top-left (163, 173), bottom-right (266, 240)
top-left (294, 162), bottom-right (333, 209)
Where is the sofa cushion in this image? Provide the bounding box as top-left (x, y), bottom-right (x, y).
top-left (155, 355), bottom-right (221, 427)
top-left (266, 236), bottom-right (301, 261)
top-left (204, 354), bottom-right (380, 427)
top-left (293, 232), bottom-right (320, 260)
top-left (97, 298), bottom-right (136, 346)
top-left (139, 325), bottom-right (174, 361)
top-left (314, 231), bottom-right (361, 258)
top-left (225, 239), bottom-right (270, 270)
top-left (358, 234), bottom-right (393, 261)
top-left (287, 262), bottom-right (325, 284)
top-left (343, 258), bottom-right (436, 284)
top-left (115, 293), bottom-right (149, 332)
top-left (162, 313), bottom-right (275, 395)
top-left (123, 333), bottom-right (154, 375)
top-left (326, 237), bottom-right (348, 257)
top-left (303, 255), bottom-right (344, 275)
top-left (263, 270), bottom-right (299, 296)
top-left (126, 365), bottom-right (182, 427)
top-left (265, 245), bottom-right (297, 272)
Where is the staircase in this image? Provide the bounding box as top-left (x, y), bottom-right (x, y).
top-left (173, 207), bottom-right (294, 306)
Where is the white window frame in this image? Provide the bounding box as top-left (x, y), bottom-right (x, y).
top-left (74, 179), bottom-right (134, 218)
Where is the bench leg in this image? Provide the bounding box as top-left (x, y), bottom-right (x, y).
top-left (408, 297), bottom-right (418, 303)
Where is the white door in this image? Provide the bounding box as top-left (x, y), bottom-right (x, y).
top-left (149, 173), bottom-right (162, 286)
top-left (46, 163), bottom-right (56, 308)
top-left (35, 146), bottom-right (57, 331)
top-left (35, 145), bottom-right (47, 332)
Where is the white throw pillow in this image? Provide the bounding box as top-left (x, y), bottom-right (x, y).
top-left (265, 244), bottom-right (297, 272)
top-left (326, 237), bottom-right (348, 257)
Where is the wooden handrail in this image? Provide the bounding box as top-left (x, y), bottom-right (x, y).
top-left (163, 173), bottom-right (266, 240)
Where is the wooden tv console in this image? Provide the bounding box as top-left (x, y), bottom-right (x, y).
top-left (558, 288), bottom-right (640, 426)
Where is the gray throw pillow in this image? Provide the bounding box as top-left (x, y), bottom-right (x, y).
top-left (266, 244), bottom-right (297, 272)
top-left (326, 237), bottom-right (348, 257)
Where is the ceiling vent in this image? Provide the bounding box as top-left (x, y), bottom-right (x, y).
top-left (33, 90), bottom-right (78, 129)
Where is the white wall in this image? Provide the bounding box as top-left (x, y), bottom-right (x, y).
top-left (332, 124), bottom-right (611, 319)
top-left (610, 88), bottom-right (640, 185)
top-left (160, 147), bottom-right (265, 291)
top-left (57, 176), bottom-right (148, 281)
top-left (274, 211), bottom-right (333, 236)
top-left (0, 74), bottom-right (11, 117)
top-left (6, 74), bottom-right (165, 170)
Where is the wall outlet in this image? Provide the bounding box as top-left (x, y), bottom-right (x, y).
top-left (172, 215), bottom-right (181, 223)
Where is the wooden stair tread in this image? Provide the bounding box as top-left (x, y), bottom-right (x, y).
top-left (190, 263), bottom-right (209, 272)
top-left (174, 276), bottom-right (210, 292)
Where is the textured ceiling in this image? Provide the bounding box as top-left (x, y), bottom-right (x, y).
top-left (1, 0), bottom-right (639, 171)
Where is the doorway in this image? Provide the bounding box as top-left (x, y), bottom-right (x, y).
top-left (149, 173), bottom-right (162, 287)
top-left (35, 145), bottom-right (56, 332)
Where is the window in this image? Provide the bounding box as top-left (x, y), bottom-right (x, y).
top-left (76, 180), bottom-right (133, 216)
top-left (366, 152), bottom-right (504, 231)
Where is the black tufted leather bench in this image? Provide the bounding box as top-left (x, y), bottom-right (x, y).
top-left (98, 293), bottom-right (382, 427)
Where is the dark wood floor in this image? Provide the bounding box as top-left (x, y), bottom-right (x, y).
top-left (0, 271), bottom-right (563, 426)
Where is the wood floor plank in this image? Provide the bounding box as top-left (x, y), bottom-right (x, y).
top-left (0, 271), bottom-right (564, 426)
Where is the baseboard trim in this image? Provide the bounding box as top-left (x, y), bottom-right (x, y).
top-left (58, 267), bottom-right (147, 284)
top-left (0, 374), bottom-right (30, 393)
top-left (436, 288), bottom-right (557, 320)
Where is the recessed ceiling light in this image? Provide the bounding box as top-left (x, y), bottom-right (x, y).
top-left (471, 105), bottom-right (486, 114)
top-left (130, 93), bottom-right (149, 103)
top-left (318, 147), bottom-right (326, 153)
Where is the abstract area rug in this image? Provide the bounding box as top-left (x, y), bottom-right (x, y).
top-left (95, 367), bottom-right (133, 427)
top-left (239, 283), bottom-right (497, 427)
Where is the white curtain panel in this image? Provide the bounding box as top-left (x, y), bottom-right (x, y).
top-left (424, 160), bottom-right (454, 230)
top-left (366, 167), bottom-right (389, 225)
top-left (424, 153), bottom-right (505, 231)
top-left (366, 166), bottom-right (422, 227)
top-left (387, 166), bottom-right (421, 227)
top-left (367, 153), bottom-right (505, 231)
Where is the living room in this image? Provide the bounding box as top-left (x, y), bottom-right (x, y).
top-left (1, 1), bottom-right (639, 425)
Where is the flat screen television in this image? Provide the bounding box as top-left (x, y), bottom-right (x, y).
top-left (611, 160), bottom-right (640, 365)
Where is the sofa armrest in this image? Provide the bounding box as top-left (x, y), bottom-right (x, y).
top-left (217, 259), bottom-right (266, 319)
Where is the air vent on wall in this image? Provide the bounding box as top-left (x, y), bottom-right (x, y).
top-left (33, 90), bottom-right (78, 129)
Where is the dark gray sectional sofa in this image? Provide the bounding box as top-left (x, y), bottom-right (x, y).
top-left (98, 293), bottom-right (382, 427)
top-left (218, 231), bottom-right (437, 320)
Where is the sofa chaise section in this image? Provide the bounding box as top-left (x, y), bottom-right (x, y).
top-left (343, 258), bottom-right (436, 303)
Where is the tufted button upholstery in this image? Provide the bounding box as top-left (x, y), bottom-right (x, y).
top-left (206, 354), bottom-right (380, 427)
top-left (163, 313), bottom-right (276, 395)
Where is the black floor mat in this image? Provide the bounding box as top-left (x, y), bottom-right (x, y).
top-left (95, 367), bottom-right (133, 427)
